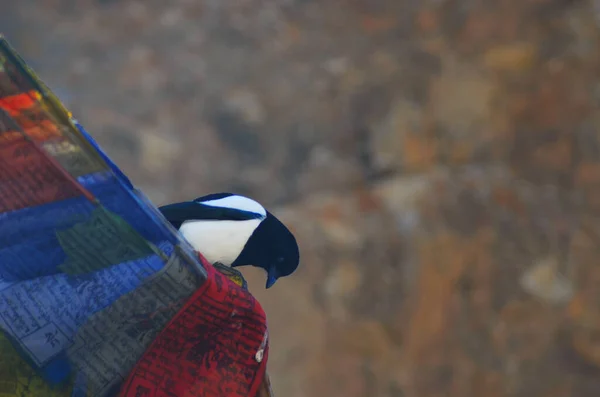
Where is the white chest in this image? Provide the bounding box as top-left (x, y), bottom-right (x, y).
top-left (178, 219), bottom-right (261, 265)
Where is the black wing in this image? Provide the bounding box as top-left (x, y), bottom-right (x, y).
top-left (194, 192), bottom-right (235, 202)
top-left (159, 201), bottom-right (264, 229)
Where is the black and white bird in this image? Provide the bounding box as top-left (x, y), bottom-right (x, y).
top-left (158, 193), bottom-right (299, 288)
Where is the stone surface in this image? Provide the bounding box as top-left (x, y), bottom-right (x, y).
top-left (4, 0), bottom-right (600, 396)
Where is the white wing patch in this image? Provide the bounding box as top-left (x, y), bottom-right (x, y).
top-left (179, 218), bottom-right (262, 266)
top-left (200, 195), bottom-right (267, 218)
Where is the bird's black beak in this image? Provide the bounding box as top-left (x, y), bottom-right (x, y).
top-left (265, 267), bottom-right (277, 289)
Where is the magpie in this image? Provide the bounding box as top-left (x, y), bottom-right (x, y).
top-left (158, 193), bottom-right (299, 288)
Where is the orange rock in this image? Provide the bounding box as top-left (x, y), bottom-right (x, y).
top-left (332, 320), bottom-right (394, 358)
top-left (567, 293), bottom-right (586, 321)
top-left (284, 23), bottom-right (301, 44)
top-left (361, 15), bottom-right (397, 34)
top-left (304, 347), bottom-right (367, 397)
top-left (532, 136), bottom-right (573, 171)
top-left (355, 188), bottom-right (382, 213)
top-left (571, 327), bottom-right (600, 368)
top-left (429, 60), bottom-right (493, 139)
top-left (460, 11), bottom-right (496, 50)
top-left (575, 162), bottom-right (600, 188)
top-left (449, 140), bottom-right (475, 165)
top-left (494, 301), bottom-right (557, 360)
top-left (484, 43), bottom-right (538, 73)
top-left (416, 9), bottom-right (438, 34)
top-left (319, 201), bottom-right (344, 222)
top-left (402, 134), bottom-right (437, 171)
top-left (492, 187), bottom-right (525, 214)
top-left (404, 233), bottom-right (471, 364)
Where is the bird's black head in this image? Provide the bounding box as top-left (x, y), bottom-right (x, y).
top-left (231, 211), bottom-right (300, 288)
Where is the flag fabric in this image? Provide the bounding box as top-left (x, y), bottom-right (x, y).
top-left (118, 254), bottom-right (269, 397)
top-left (0, 37), bottom-right (269, 397)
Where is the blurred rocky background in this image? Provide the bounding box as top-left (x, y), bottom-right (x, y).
top-left (4, 0), bottom-right (600, 396)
